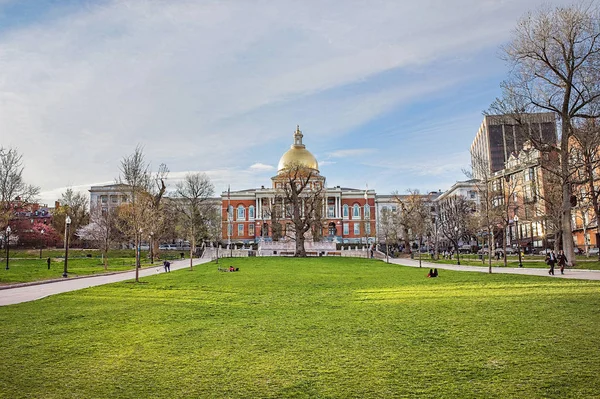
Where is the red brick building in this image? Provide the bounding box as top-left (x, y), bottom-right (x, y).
top-left (221, 126), bottom-right (375, 244)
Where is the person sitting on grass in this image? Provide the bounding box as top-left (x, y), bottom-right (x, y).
top-left (427, 268), bottom-right (433, 278)
top-left (432, 268), bottom-right (438, 278)
top-left (229, 266), bottom-right (235, 272)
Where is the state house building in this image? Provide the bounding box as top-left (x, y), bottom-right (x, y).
top-left (221, 126), bottom-right (377, 244)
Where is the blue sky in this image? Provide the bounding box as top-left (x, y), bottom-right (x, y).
top-left (0, 0), bottom-right (573, 204)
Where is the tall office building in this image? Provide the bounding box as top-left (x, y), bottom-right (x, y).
top-left (470, 113), bottom-right (557, 178)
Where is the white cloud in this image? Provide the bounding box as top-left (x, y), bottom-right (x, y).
top-left (249, 163), bottom-right (275, 171)
top-left (327, 149), bottom-right (377, 158)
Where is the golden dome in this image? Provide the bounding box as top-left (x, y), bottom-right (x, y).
top-left (277, 125), bottom-right (319, 173)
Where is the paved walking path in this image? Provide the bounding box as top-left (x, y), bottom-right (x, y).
top-left (390, 257), bottom-right (600, 280)
top-left (0, 258), bottom-right (212, 306)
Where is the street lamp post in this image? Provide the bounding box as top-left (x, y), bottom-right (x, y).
top-left (5, 226), bottom-right (11, 270)
top-left (150, 231), bottom-right (154, 264)
top-left (39, 229), bottom-right (45, 259)
top-left (454, 226), bottom-right (460, 265)
top-left (137, 228), bottom-right (143, 269)
top-left (63, 216), bottom-right (71, 278)
top-left (514, 215), bottom-right (523, 267)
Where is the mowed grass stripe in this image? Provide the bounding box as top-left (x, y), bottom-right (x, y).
top-left (0, 257), bottom-right (599, 398)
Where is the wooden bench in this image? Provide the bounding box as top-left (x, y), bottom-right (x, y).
top-left (327, 252), bottom-right (341, 256)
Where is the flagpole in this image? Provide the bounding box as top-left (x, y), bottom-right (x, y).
top-left (227, 185), bottom-right (232, 258)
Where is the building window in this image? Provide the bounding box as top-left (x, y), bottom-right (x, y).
top-left (237, 205), bottom-right (245, 221)
top-left (227, 224), bottom-right (233, 236)
top-left (249, 224), bottom-right (255, 236)
top-left (353, 204), bottom-right (360, 219)
top-left (228, 205), bottom-right (234, 220)
top-left (248, 205), bottom-right (255, 219)
top-left (111, 196), bottom-right (118, 203)
top-left (237, 224), bottom-right (244, 236)
top-left (101, 195), bottom-right (108, 204)
top-left (328, 205), bottom-right (335, 218)
top-left (366, 223), bottom-right (371, 234)
top-left (343, 204), bottom-right (349, 219)
top-left (354, 223), bottom-right (360, 235)
top-left (343, 223), bottom-right (349, 235)
top-left (364, 204), bottom-right (370, 218)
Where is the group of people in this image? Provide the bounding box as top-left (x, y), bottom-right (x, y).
top-left (229, 266), bottom-right (239, 272)
top-left (427, 268), bottom-right (439, 278)
top-left (545, 250), bottom-right (567, 275)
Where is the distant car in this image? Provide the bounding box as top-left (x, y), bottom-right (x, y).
top-left (588, 247), bottom-right (599, 255)
top-left (573, 247), bottom-right (584, 255)
top-left (458, 245), bottom-right (472, 254)
top-left (538, 248), bottom-right (553, 255)
top-left (504, 247), bottom-right (517, 255)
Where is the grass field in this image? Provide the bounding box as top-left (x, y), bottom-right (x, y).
top-left (0, 249), bottom-right (182, 285)
top-left (1, 257), bottom-right (599, 398)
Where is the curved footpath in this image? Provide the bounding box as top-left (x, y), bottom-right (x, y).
top-left (0, 258), bottom-right (212, 306)
top-left (390, 257), bottom-right (600, 280)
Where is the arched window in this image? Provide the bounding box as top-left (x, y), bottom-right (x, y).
top-left (237, 205), bottom-right (245, 221)
top-left (364, 204), bottom-right (370, 218)
top-left (228, 205), bottom-right (233, 221)
top-left (353, 204), bottom-right (360, 219)
top-left (248, 205), bottom-right (255, 219)
top-left (343, 204), bottom-right (349, 218)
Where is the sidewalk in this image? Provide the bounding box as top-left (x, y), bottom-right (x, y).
top-left (390, 257), bottom-right (600, 280)
top-left (0, 258), bottom-right (212, 306)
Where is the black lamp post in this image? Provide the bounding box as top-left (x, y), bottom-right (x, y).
top-left (63, 216), bottom-right (71, 278)
top-left (5, 226), bottom-right (11, 270)
top-left (150, 231), bottom-right (154, 264)
top-left (364, 190), bottom-right (369, 258)
top-left (137, 228), bottom-right (142, 269)
top-left (514, 214), bottom-right (523, 268)
top-left (39, 229), bottom-right (45, 259)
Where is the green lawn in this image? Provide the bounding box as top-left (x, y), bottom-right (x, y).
top-left (0, 249), bottom-right (182, 285)
top-left (1, 257), bottom-right (599, 398)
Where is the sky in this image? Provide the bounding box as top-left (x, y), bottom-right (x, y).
top-left (0, 0), bottom-right (574, 205)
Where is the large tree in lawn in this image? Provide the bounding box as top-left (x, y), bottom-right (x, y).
top-left (491, 3), bottom-right (600, 265)
top-left (276, 161), bottom-right (325, 257)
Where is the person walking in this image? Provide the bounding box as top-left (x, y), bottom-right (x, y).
top-left (163, 260), bottom-right (171, 273)
top-left (557, 250), bottom-right (568, 275)
top-left (545, 250), bottom-right (557, 275)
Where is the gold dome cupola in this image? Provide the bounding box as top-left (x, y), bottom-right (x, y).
top-left (277, 125), bottom-right (319, 173)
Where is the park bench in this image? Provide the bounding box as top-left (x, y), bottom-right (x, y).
top-left (327, 252), bottom-right (341, 256)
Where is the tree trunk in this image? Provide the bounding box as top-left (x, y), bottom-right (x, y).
top-left (295, 233), bottom-right (306, 257)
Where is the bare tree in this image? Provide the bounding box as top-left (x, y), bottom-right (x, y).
top-left (175, 173), bottom-right (214, 270)
top-left (116, 146), bottom-right (168, 282)
top-left (467, 155), bottom-right (502, 273)
top-left (0, 147), bottom-right (40, 228)
top-left (275, 161), bottom-right (325, 257)
top-left (378, 207), bottom-right (400, 263)
top-left (437, 195), bottom-right (474, 265)
top-left (491, 3), bottom-right (600, 265)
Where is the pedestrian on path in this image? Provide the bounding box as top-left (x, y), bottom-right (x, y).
top-left (163, 260), bottom-right (171, 272)
top-left (557, 250), bottom-right (568, 275)
top-left (545, 250), bottom-right (557, 275)
top-left (47, 257), bottom-right (51, 270)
